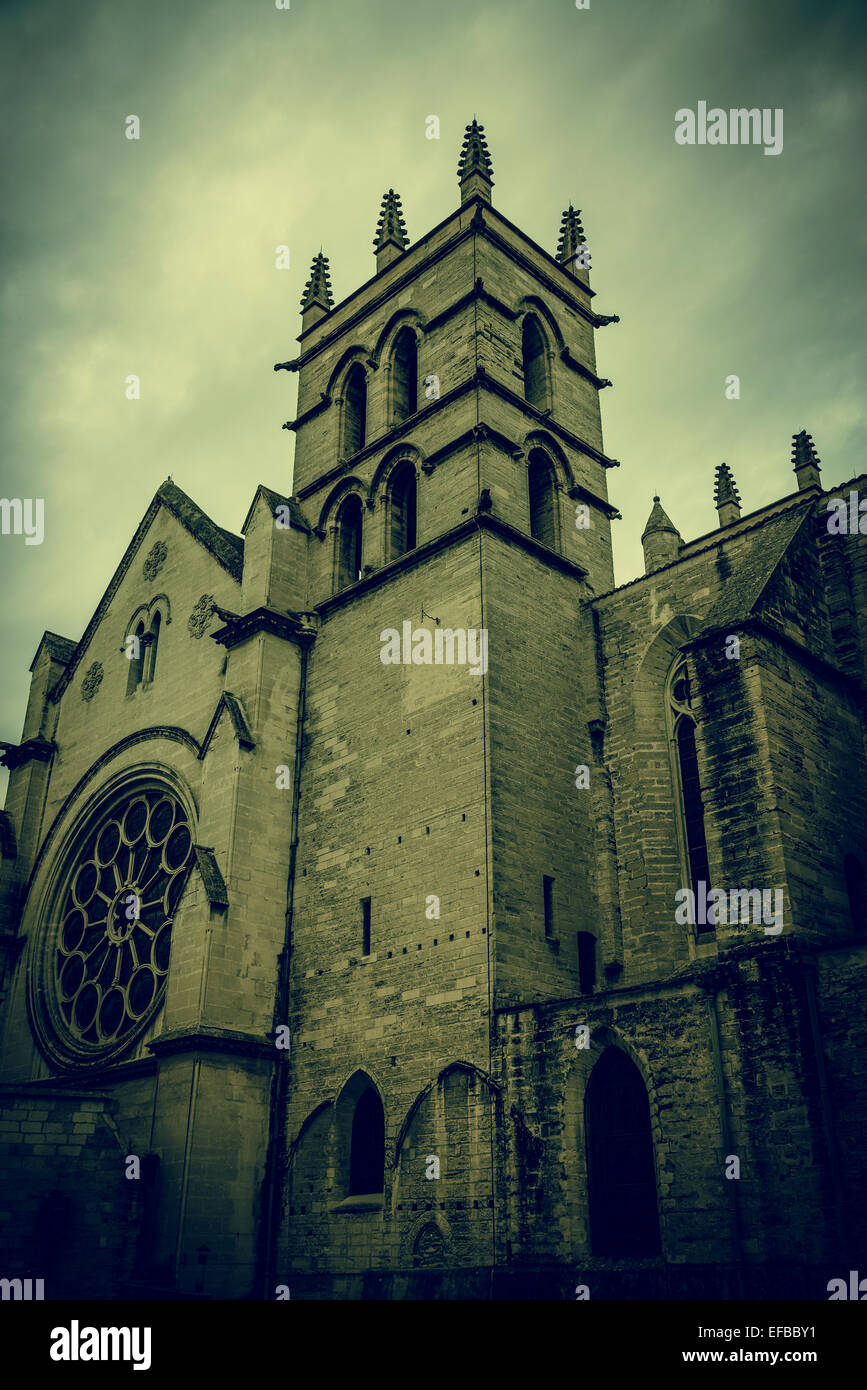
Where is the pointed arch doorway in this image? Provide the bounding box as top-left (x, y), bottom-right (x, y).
top-left (585, 1048), bottom-right (661, 1256)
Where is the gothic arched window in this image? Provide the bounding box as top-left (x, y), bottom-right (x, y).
top-left (335, 494), bottom-right (363, 592)
top-left (349, 1086), bottom-right (385, 1195)
top-left (528, 450), bottom-right (557, 548)
top-left (343, 364), bottom-right (367, 457)
top-left (144, 611), bottom-right (161, 685)
top-left (585, 1048), bottom-right (661, 1256)
top-left (668, 658), bottom-right (712, 927)
top-left (391, 328), bottom-right (418, 424)
top-left (522, 316), bottom-right (549, 410)
top-left (126, 621), bottom-right (145, 696)
top-left (388, 461), bottom-right (417, 559)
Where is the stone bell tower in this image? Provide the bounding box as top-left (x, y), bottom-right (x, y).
top-left (271, 120), bottom-right (624, 1291)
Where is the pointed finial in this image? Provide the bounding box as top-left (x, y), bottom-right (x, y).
top-left (300, 252), bottom-right (333, 315)
top-left (791, 430), bottom-right (822, 491)
top-left (714, 462), bottom-right (741, 509)
top-left (557, 204), bottom-right (591, 280)
top-left (557, 205), bottom-right (587, 260)
top-left (457, 119), bottom-right (493, 204)
top-left (373, 190), bottom-right (409, 271)
top-left (373, 190), bottom-right (408, 252)
top-left (641, 495), bottom-right (682, 572)
top-left (714, 463), bottom-right (742, 527)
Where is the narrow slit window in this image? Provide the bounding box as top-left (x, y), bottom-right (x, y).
top-left (361, 896), bottom-right (371, 956)
top-left (543, 875), bottom-right (555, 939)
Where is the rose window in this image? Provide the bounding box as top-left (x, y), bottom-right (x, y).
top-left (49, 789), bottom-right (191, 1055)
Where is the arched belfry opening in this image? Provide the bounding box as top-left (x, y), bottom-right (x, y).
top-left (335, 493), bottom-right (363, 592)
top-left (349, 1085), bottom-right (385, 1195)
top-left (528, 449), bottom-right (557, 548)
top-left (522, 315), bottom-right (549, 410)
top-left (388, 461), bottom-right (417, 559)
top-left (391, 328), bottom-right (418, 423)
top-left (585, 1047), bottom-right (661, 1256)
top-left (343, 363), bottom-right (367, 457)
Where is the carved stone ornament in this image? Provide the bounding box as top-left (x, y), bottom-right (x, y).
top-left (188, 594), bottom-right (215, 639)
top-left (142, 540), bottom-right (168, 581)
top-left (81, 662), bottom-right (104, 702)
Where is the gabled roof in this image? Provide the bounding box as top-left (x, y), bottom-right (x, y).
top-left (199, 691), bottom-right (255, 758)
top-left (696, 505), bottom-right (813, 635)
top-left (50, 479), bottom-right (243, 702)
top-left (30, 631), bottom-right (77, 673)
top-left (241, 485), bottom-right (311, 536)
top-left (158, 479), bottom-right (243, 578)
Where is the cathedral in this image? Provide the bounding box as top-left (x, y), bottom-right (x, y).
top-left (1, 120), bottom-right (865, 1301)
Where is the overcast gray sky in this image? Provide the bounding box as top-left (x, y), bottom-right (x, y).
top-left (1, 0), bottom-right (865, 768)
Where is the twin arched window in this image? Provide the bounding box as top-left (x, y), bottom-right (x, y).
top-left (668, 659), bottom-right (711, 927)
top-left (341, 329), bottom-right (419, 459)
top-left (333, 462), bottom-right (418, 593)
top-left (126, 611), bottom-right (162, 696)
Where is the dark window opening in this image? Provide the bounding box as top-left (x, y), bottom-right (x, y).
top-left (344, 364), bottom-right (367, 456)
top-left (144, 611), bottom-right (161, 685)
top-left (522, 316), bottom-right (548, 410)
top-left (391, 328), bottom-right (418, 423)
top-left (349, 1086), bottom-right (385, 1195)
top-left (528, 452), bottom-right (556, 548)
top-left (126, 621), bottom-right (145, 696)
top-left (676, 717), bottom-right (712, 927)
top-left (586, 1048), bottom-right (661, 1257)
top-left (577, 932), bottom-right (596, 995)
top-left (543, 875), bottom-right (555, 939)
top-left (361, 896), bottom-right (371, 956)
top-left (336, 494), bottom-right (363, 591)
top-left (389, 462), bottom-right (417, 558)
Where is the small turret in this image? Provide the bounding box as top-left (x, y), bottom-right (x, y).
top-left (373, 190), bottom-right (409, 272)
top-left (457, 118), bottom-right (493, 206)
top-left (641, 495), bottom-right (682, 572)
top-left (714, 463), bottom-right (742, 528)
top-left (791, 430), bottom-right (822, 491)
top-left (299, 252), bottom-right (333, 330)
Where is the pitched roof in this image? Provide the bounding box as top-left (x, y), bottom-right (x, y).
top-left (696, 505), bottom-right (812, 634)
top-left (641, 495), bottom-right (681, 540)
top-left (29, 631), bottom-right (77, 673)
top-left (50, 479), bottom-right (243, 702)
top-left (241, 485), bottom-right (311, 536)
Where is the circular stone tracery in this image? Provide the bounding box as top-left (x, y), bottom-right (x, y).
top-left (49, 789), bottom-right (191, 1056)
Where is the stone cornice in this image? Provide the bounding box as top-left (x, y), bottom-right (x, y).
top-left (295, 370), bottom-right (619, 503)
top-left (148, 1026), bottom-right (274, 1060)
top-left (210, 606), bottom-right (317, 651)
top-left (316, 508), bottom-right (588, 618)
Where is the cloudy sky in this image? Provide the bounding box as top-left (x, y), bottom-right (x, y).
top-left (1, 0), bottom-right (865, 766)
